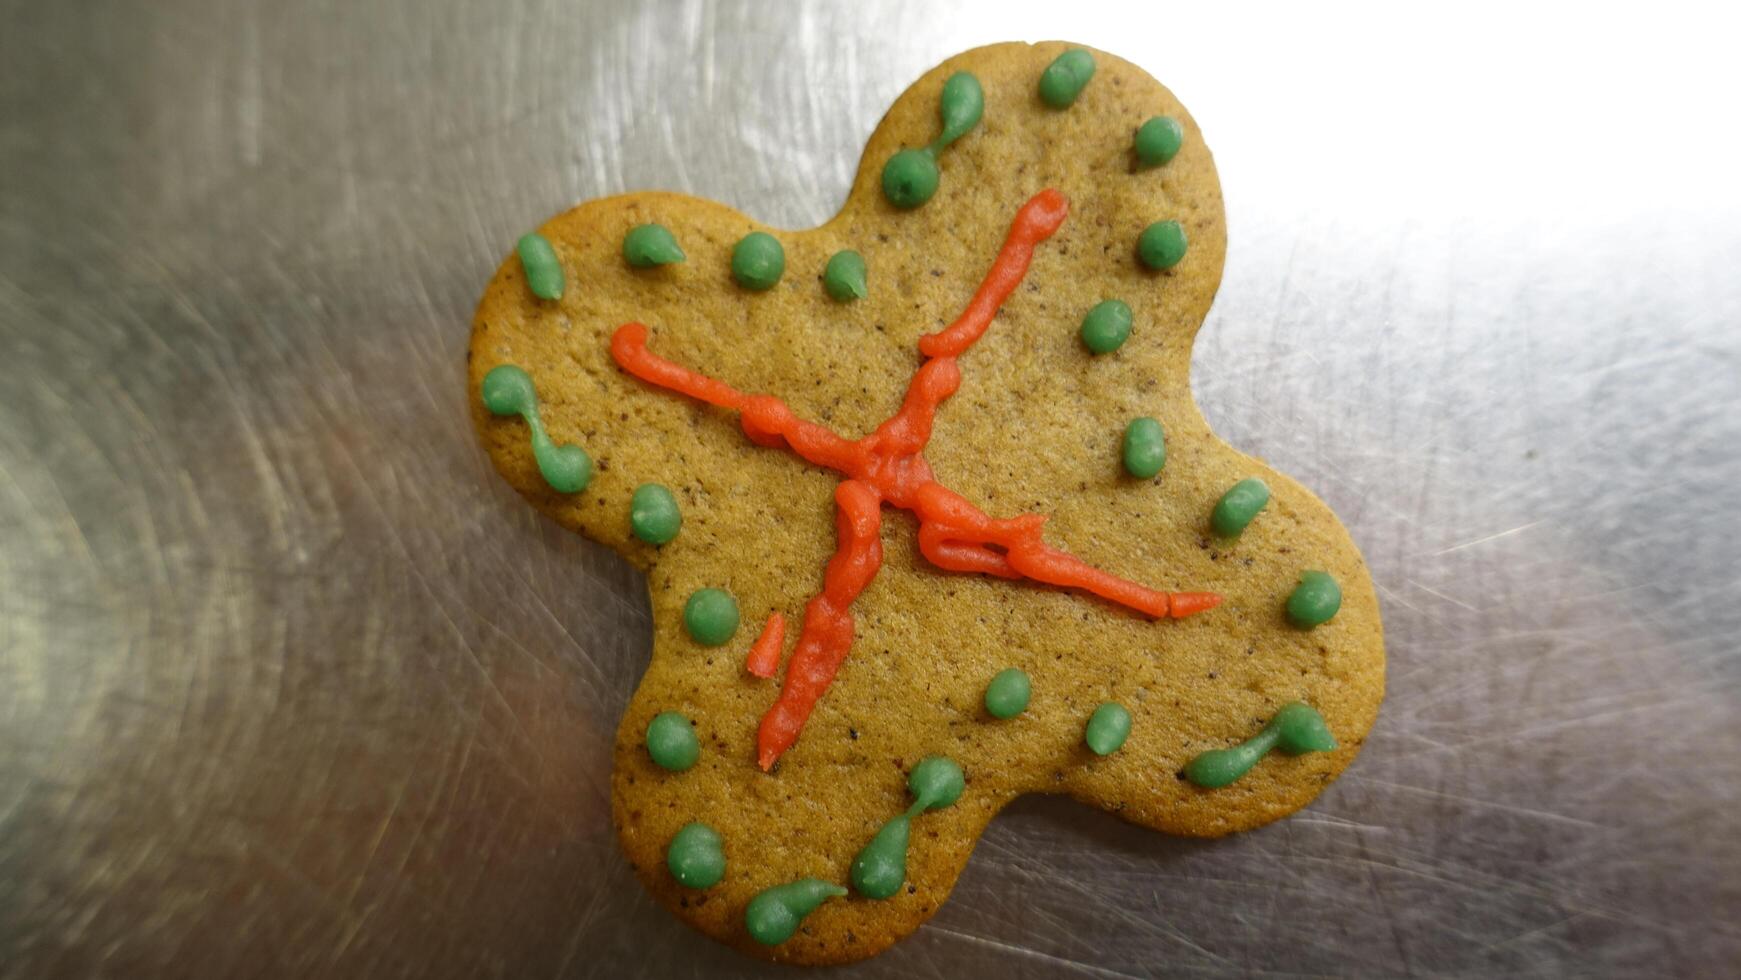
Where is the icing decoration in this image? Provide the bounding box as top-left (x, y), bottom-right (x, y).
top-left (1137, 220), bottom-right (1188, 270)
top-left (666, 822), bottom-right (726, 888)
top-left (1184, 702), bottom-right (1337, 788)
top-left (850, 755), bottom-right (965, 899)
top-left (1038, 49), bottom-right (1096, 108)
top-left (823, 250), bottom-right (868, 301)
top-left (1084, 702), bottom-right (1132, 755)
top-left (645, 711), bottom-right (701, 771)
top-left (880, 72), bottom-right (984, 209)
top-left (1121, 417), bottom-right (1166, 479)
top-left (609, 190), bottom-right (1221, 770)
top-left (630, 483), bottom-right (682, 545)
top-left (480, 365), bottom-right (592, 493)
top-left (1285, 570), bottom-right (1341, 627)
top-left (623, 223), bottom-right (686, 267)
top-left (1079, 299), bottom-right (1133, 354)
top-left (744, 879), bottom-right (847, 946)
top-left (744, 612), bottom-right (786, 678)
top-left (684, 588), bottom-right (740, 646)
top-left (516, 232), bottom-right (565, 300)
top-left (982, 667), bottom-right (1031, 719)
top-left (1134, 116), bottom-right (1184, 168)
top-left (731, 232), bottom-right (785, 290)
top-left (1211, 477), bottom-right (1270, 538)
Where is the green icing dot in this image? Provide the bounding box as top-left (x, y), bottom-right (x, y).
top-left (1080, 299), bottom-right (1133, 354)
top-left (823, 250), bottom-right (868, 301)
top-left (683, 588), bottom-right (739, 646)
top-left (731, 232), bottom-right (785, 290)
top-left (666, 822), bottom-right (725, 888)
top-left (480, 364), bottom-right (591, 494)
top-left (480, 364), bottom-right (536, 417)
top-left (744, 879), bottom-right (846, 946)
top-left (1286, 570), bottom-right (1342, 627)
top-left (934, 72), bottom-right (985, 150)
top-left (1137, 220), bottom-right (1189, 270)
top-left (622, 223), bottom-right (685, 267)
top-left (1122, 417), bottom-right (1167, 479)
top-left (645, 711), bottom-right (700, 772)
top-left (630, 483), bottom-right (682, 545)
top-left (1134, 116), bottom-right (1185, 167)
top-left (983, 668), bottom-right (1031, 719)
top-left (516, 232), bottom-right (564, 300)
top-left (1084, 702), bottom-right (1132, 756)
top-left (1211, 477), bottom-right (1271, 537)
top-left (1039, 49), bottom-right (1096, 108)
top-left (882, 148), bottom-right (940, 210)
top-left (907, 755), bottom-right (965, 812)
top-left (850, 813), bottom-right (911, 899)
top-left (1185, 702), bottom-right (1337, 788)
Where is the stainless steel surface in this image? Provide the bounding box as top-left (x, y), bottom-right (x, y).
top-left (4, 2), bottom-right (1738, 976)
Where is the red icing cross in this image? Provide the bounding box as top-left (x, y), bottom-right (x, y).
top-left (610, 189), bottom-right (1221, 771)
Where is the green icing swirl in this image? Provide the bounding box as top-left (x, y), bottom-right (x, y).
top-left (851, 756), bottom-right (964, 900)
top-left (1184, 703), bottom-right (1338, 788)
top-left (744, 878), bottom-right (846, 946)
top-left (480, 365), bottom-right (591, 493)
top-left (881, 72), bottom-right (984, 209)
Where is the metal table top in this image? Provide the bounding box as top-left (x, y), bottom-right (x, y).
top-left (4, 2), bottom-right (1737, 976)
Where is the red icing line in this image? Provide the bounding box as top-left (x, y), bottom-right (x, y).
top-left (610, 189), bottom-right (1221, 770)
top-left (744, 612), bottom-right (786, 678)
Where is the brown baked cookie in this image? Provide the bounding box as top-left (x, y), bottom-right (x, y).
top-left (468, 41), bottom-right (1384, 965)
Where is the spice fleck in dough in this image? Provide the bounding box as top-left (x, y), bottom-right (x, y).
top-left (469, 41), bottom-right (1385, 965)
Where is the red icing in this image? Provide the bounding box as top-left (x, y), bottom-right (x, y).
top-left (610, 189), bottom-right (1221, 770)
top-left (744, 612), bottom-right (786, 678)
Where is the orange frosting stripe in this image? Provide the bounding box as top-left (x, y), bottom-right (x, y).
top-left (610, 190), bottom-right (1221, 770)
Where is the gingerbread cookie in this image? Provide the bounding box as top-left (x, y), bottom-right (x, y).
top-left (469, 41), bottom-right (1384, 965)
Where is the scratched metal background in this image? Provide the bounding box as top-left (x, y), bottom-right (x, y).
top-left (3, 1), bottom-right (1739, 977)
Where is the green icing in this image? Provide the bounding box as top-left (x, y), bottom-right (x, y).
top-left (1137, 220), bottom-right (1189, 270)
top-left (1286, 570), bottom-right (1342, 627)
top-left (1134, 116), bottom-right (1185, 167)
top-left (666, 822), bottom-right (725, 888)
top-left (823, 250), bottom-right (868, 301)
top-left (731, 232), bottom-right (785, 290)
top-left (683, 588), bottom-right (740, 646)
top-left (983, 668), bottom-right (1031, 719)
top-left (907, 755), bottom-right (965, 811)
top-left (850, 813), bottom-right (911, 899)
top-left (1080, 299), bottom-right (1133, 354)
top-left (622, 223), bottom-right (685, 267)
top-left (881, 71), bottom-right (983, 209)
top-left (851, 756), bottom-right (964, 900)
top-left (1039, 49), bottom-right (1096, 108)
top-left (630, 483), bottom-right (682, 545)
top-left (744, 879), bottom-right (846, 946)
top-left (516, 232), bottom-right (565, 300)
top-left (882, 148), bottom-right (940, 210)
top-left (1211, 477), bottom-right (1270, 538)
top-left (1084, 702), bottom-right (1132, 756)
top-left (1184, 702), bottom-right (1338, 789)
top-left (480, 365), bottom-right (592, 493)
top-left (645, 711), bottom-right (700, 772)
top-left (1122, 417), bottom-right (1166, 479)
top-left (933, 72), bottom-right (985, 150)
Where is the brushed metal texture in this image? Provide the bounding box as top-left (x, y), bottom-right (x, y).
top-left (3, 2), bottom-right (1737, 976)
